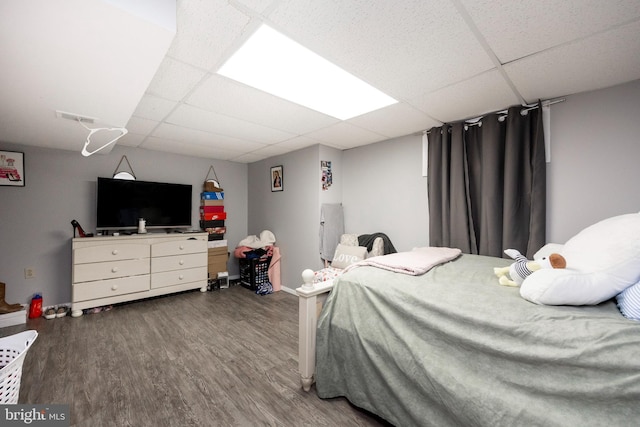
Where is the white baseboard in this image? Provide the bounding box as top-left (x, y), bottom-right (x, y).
top-left (280, 286), bottom-right (296, 295)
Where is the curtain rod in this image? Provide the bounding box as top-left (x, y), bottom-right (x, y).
top-left (423, 97), bottom-right (566, 134)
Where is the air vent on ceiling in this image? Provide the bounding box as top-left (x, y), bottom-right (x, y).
top-left (55, 110), bottom-right (97, 124)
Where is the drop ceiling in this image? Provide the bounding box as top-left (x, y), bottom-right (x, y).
top-left (1, 0), bottom-right (639, 163)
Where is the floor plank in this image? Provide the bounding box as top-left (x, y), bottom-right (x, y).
top-left (1, 286), bottom-right (389, 426)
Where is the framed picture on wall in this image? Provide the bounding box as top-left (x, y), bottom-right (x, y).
top-left (0, 150), bottom-right (25, 187)
top-left (271, 165), bottom-right (283, 192)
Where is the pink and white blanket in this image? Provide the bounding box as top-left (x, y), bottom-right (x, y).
top-left (344, 247), bottom-right (462, 276)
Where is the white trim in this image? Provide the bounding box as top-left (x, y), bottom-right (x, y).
top-left (422, 132), bottom-right (429, 177)
top-left (542, 103), bottom-right (551, 163)
top-left (280, 286), bottom-right (297, 295)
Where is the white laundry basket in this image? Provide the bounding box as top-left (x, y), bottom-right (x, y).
top-left (0, 330), bottom-right (38, 404)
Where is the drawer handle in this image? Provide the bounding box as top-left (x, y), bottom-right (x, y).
top-left (179, 245), bottom-right (185, 250)
top-left (179, 260), bottom-right (185, 265)
top-left (111, 267), bottom-right (119, 273)
top-left (111, 284), bottom-right (118, 291)
top-left (112, 249), bottom-right (118, 255)
top-left (179, 274), bottom-right (184, 280)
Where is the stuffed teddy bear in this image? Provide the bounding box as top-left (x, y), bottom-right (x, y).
top-left (494, 248), bottom-right (566, 287)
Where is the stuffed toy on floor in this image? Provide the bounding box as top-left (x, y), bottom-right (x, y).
top-left (494, 249), bottom-right (566, 287)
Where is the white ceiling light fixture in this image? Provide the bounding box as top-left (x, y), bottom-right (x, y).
top-left (217, 25), bottom-right (397, 120)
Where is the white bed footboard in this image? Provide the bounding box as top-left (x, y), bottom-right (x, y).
top-left (296, 269), bottom-right (334, 391)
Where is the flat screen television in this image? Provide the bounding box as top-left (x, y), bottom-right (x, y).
top-left (96, 177), bottom-right (192, 231)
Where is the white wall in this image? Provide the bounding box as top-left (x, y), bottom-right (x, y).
top-left (547, 79), bottom-right (640, 243)
top-left (0, 143), bottom-right (248, 307)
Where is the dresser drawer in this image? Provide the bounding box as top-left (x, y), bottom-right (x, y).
top-left (73, 275), bottom-right (150, 302)
top-left (151, 252), bottom-right (207, 273)
top-left (151, 239), bottom-right (206, 257)
top-left (74, 259), bottom-right (150, 283)
top-left (151, 266), bottom-right (207, 289)
top-left (74, 243), bottom-right (149, 264)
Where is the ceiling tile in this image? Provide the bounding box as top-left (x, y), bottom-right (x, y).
top-left (117, 132), bottom-right (146, 148)
top-left (306, 122), bottom-right (387, 149)
top-left (126, 116), bottom-right (159, 136)
top-left (248, 144), bottom-right (293, 159)
top-left (166, 104), bottom-right (296, 143)
top-left (132, 95), bottom-right (178, 121)
top-left (347, 103), bottom-right (441, 138)
top-left (145, 56), bottom-right (208, 101)
top-left (271, 135), bottom-right (323, 151)
top-left (462, 0), bottom-right (640, 63)
top-left (230, 151), bottom-right (271, 163)
top-left (141, 136), bottom-right (246, 161)
top-left (505, 21), bottom-right (640, 102)
top-left (186, 74), bottom-right (341, 134)
top-left (268, 0), bottom-right (495, 100)
top-left (166, 0), bottom-right (251, 71)
top-left (412, 69), bottom-right (522, 122)
top-left (233, 0), bottom-right (276, 14)
top-left (152, 122), bottom-right (267, 152)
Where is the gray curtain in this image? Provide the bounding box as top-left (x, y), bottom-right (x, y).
top-left (427, 103), bottom-right (546, 258)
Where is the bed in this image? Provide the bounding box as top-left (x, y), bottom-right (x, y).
top-left (296, 213), bottom-right (640, 426)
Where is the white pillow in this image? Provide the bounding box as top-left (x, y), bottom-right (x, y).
top-left (331, 244), bottom-right (367, 269)
top-left (533, 243), bottom-right (565, 260)
top-left (520, 213), bottom-right (640, 305)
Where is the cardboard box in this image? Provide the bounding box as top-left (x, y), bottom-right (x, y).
top-left (208, 247), bottom-right (228, 257)
top-left (200, 199), bottom-right (224, 206)
top-left (208, 249), bottom-right (228, 276)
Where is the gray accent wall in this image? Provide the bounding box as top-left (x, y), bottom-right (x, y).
top-left (247, 145), bottom-right (343, 292)
top-left (0, 144), bottom-right (248, 307)
top-left (546, 79), bottom-right (640, 243)
top-left (342, 134), bottom-right (429, 251)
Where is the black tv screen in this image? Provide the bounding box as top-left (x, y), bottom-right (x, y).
top-left (96, 177), bottom-right (192, 231)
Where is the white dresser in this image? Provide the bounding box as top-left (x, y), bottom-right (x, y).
top-left (71, 233), bottom-right (208, 317)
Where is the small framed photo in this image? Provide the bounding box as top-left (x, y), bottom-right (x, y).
top-left (270, 165), bottom-right (283, 192)
top-left (0, 150), bottom-right (25, 187)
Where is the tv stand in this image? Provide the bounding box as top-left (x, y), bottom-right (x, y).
top-left (71, 233), bottom-right (208, 317)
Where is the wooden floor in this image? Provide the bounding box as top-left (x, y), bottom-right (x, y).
top-left (2, 286), bottom-right (388, 427)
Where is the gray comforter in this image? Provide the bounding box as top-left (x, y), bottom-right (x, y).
top-left (315, 254), bottom-right (640, 426)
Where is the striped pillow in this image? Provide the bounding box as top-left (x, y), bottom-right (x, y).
top-left (616, 281), bottom-right (640, 320)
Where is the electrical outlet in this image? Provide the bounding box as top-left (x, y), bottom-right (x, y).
top-left (24, 268), bottom-right (35, 279)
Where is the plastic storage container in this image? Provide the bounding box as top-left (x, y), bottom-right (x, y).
top-left (239, 257), bottom-right (271, 291)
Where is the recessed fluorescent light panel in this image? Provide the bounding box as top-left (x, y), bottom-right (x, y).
top-left (217, 25), bottom-right (397, 120)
